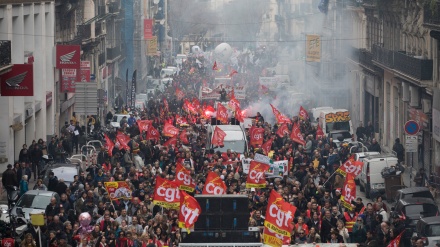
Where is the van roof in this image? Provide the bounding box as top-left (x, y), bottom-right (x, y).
top-left (319, 109), bottom-right (349, 114)
top-left (364, 154), bottom-right (397, 160)
top-left (397, 187), bottom-right (430, 194)
top-left (356, 152), bottom-right (380, 158)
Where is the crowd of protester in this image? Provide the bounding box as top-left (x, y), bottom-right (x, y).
top-left (1, 49), bottom-right (416, 247)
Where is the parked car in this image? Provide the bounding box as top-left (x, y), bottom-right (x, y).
top-left (414, 216), bottom-right (440, 247)
top-left (11, 190), bottom-right (59, 219)
top-left (391, 198), bottom-right (439, 245)
top-left (395, 187), bottom-right (434, 203)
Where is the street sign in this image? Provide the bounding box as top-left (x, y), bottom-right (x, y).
top-left (404, 120), bottom-right (420, 135)
top-left (405, 135), bottom-right (418, 153)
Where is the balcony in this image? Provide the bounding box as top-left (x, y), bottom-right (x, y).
top-left (424, 2), bottom-right (440, 28)
top-left (98, 53), bottom-right (106, 67)
top-left (372, 44), bottom-right (433, 81)
top-left (0, 40), bottom-right (12, 67)
top-left (106, 47), bottom-right (121, 62)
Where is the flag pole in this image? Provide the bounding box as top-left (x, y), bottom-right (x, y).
top-left (322, 169), bottom-right (339, 186)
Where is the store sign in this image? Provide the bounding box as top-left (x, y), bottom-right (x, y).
top-left (0, 64), bottom-right (34, 96)
top-left (60, 68), bottom-right (76, 93)
top-left (144, 19), bottom-right (153, 40)
top-left (80, 61), bottom-right (91, 82)
top-left (55, 45), bottom-right (81, 69)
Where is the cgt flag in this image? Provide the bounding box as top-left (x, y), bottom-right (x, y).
top-left (174, 163), bottom-right (196, 192)
top-left (299, 106), bottom-right (309, 120)
top-left (175, 88), bottom-right (185, 100)
top-left (212, 126), bottom-right (227, 147)
top-left (276, 124), bottom-right (290, 138)
top-left (176, 115), bottom-right (189, 126)
top-left (270, 104), bottom-right (291, 124)
top-left (164, 135), bottom-right (178, 147)
top-left (178, 190), bottom-right (201, 229)
top-left (263, 227), bottom-right (291, 247)
top-left (162, 122), bottom-right (179, 137)
top-left (103, 134), bottom-right (114, 157)
top-left (264, 190), bottom-right (297, 238)
top-left (116, 131), bottom-right (131, 151)
top-left (212, 61), bottom-right (218, 71)
top-left (261, 138), bottom-right (274, 156)
top-left (337, 157), bottom-right (364, 177)
top-left (316, 124), bottom-right (325, 140)
top-left (290, 122), bottom-right (306, 146)
top-left (249, 126), bottom-right (265, 148)
top-left (153, 176), bottom-right (180, 209)
top-left (246, 161), bottom-right (270, 188)
top-left (179, 129), bottom-right (189, 145)
top-left (216, 102), bottom-right (229, 124)
top-left (0, 64), bottom-right (34, 96)
top-left (341, 173), bottom-right (356, 210)
top-left (137, 119), bottom-right (152, 133)
top-left (146, 126), bottom-right (160, 141)
top-left (387, 231), bottom-right (405, 247)
top-left (203, 171), bottom-right (227, 195)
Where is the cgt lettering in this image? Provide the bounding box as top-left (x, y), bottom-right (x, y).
top-left (325, 111), bottom-right (350, 123)
top-left (249, 170), bottom-right (264, 183)
top-left (343, 162), bottom-right (362, 176)
top-left (206, 183), bottom-right (224, 194)
top-left (181, 204), bottom-right (200, 225)
top-left (177, 172), bottom-right (192, 185)
top-left (157, 187), bottom-right (180, 202)
top-left (269, 204), bottom-right (293, 228)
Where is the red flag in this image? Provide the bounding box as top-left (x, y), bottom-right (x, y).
top-left (183, 99), bottom-right (197, 114)
top-left (162, 122), bottom-right (179, 137)
top-left (229, 69), bottom-right (238, 77)
top-left (192, 98), bottom-right (201, 109)
top-left (116, 131), bottom-right (131, 151)
top-left (146, 126), bottom-right (160, 141)
top-left (235, 106), bottom-right (245, 123)
top-left (337, 159), bottom-right (364, 177)
top-left (298, 106), bottom-right (309, 120)
top-left (341, 173), bottom-right (356, 210)
top-left (163, 98), bottom-right (169, 112)
top-left (249, 126), bottom-right (265, 148)
top-left (164, 135), bottom-right (178, 147)
top-left (227, 88), bottom-right (235, 99)
top-left (179, 129), bottom-right (189, 145)
top-left (216, 102), bottom-right (229, 124)
top-left (261, 138), bottom-right (274, 156)
top-left (212, 61), bottom-right (218, 71)
top-left (174, 163), bottom-right (196, 192)
top-left (316, 124), bottom-right (325, 140)
top-left (175, 88), bottom-right (185, 100)
top-left (246, 161), bottom-right (270, 188)
top-left (202, 171), bottom-right (227, 195)
top-left (212, 126), bottom-right (227, 147)
top-left (176, 115), bottom-right (189, 126)
top-left (270, 104), bottom-right (291, 124)
top-left (387, 231), bottom-right (405, 247)
top-left (276, 124), bottom-right (290, 138)
top-left (137, 119), bottom-right (152, 133)
top-left (290, 122), bottom-right (306, 146)
top-left (103, 134), bottom-right (114, 157)
top-left (153, 176), bottom-right (180, 209)
top-left (179, 190), bottom-right (201, 229)
top-left (259, 84), bottom-right (269, 95)
top-left (189, 67), bottom-right (195, 74)
top-left (228, 97), bottom-right (240, 111)
top-left (264, 190), bottom-right (297, 238)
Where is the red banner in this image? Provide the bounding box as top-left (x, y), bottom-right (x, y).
top-left (146, 126), bottom-right (160, 141)
top-left (276, 124), bottom-right (290, 138)
top-left (270, 104), bottom-right (291, 124)
top-left (164, 135), bottom-right (178, 147)
top-left (179, 190), bottom-right (201, 229)
top-left (261, 138), bottom-right (274, 156)
top-left (249, 126), bottom-right (265, 147)
top-left (162, 122), bottom-right (179, 137)
top-left (80, 61), bottom-right (91, 82)
top-left (104, 134), bottom-right (114, 157)
top-left (137, 119), bottom-right (152, 133)
top-left (235, 105), bottom-right (245, 123)
top-left (174, 163), bottom-right (196, 192)
top-left (60, 68), bottom-right (77, 93)
top-left (299, 106), bottom-right (309, 120)
top-left (179, 129), bottom-right (189, 145)
top-left (316, 124), bottom-right (325, 139)
top-left (116, 131), bottom-right (131, 150)
top-left (341, 173), bottom-right (356, 210)
top-left (337, 158), bottom-right (364, 177)
top-left (144, 19), bottom-right (154, 40)
top-left (212, 126), bottom-right (227, 147)
top-left (56, 45), bottom-right (81, 69)
top-left (216, 102), bottom-right (229, 124)
top-left (290, 122), bottom-right (305, 146)
top-left (104, 181), bottom-right (132, 200)
top-left (153, 176), bottom-right (180, 209)
top-left (0, 64), bottom-right (34, 96)
top-left (264, 190), bottom-right (296, 237)
top-left (202, 171), bottom-right (227, 195)
top-left (246, 161), bottom-right (270, 188)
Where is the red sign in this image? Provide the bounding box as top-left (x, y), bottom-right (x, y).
top-left (174, 163), bottom-right (196, 192)
top-left (264, 190), bottom-right (296, 238)
top-left (56, 45), bottom-right (81, 69)
top-left (60, 68), bottom-right (77, 93)
top-left (179, 190), bottom-right (201, 229)
top-left (144, 19), bottom-right (154, 40)
top-left (246, 161), bottom-right (270, 188)
top-left (212, 126), bottom-right (227, 147)
top-left (153, 176), bottom-right (180, 209)
top-left (80, 61), bottom-right (91, 82)
top-left (249, 126), bottom-right (265, 147)
top-left (0, 64), bottom-right (34, 96)
top-left (203, 171), bottom-right (227, 195)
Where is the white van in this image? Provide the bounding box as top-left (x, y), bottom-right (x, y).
top-left (160, 68), bottom-right (176, 78)
top-left (359, 154), bottom-right (399, 199)
top-left (206, 125), bottom-right (248, 156)
top-left (354, 152), bottom-right (380, 184)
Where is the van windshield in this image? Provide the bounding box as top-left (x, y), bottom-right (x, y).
top-left (213, 140), bottom-right (245, 153)
top-left (325, 122), bottom-right (350, 133)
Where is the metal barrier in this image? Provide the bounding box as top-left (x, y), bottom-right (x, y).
top-left (87, 140), bottom-right (103, 148)
top-left (80, 145), bottom-right (97, 167)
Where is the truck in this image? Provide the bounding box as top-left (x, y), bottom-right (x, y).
top-left (206, 124), bottom-right (248, 156)
top-left (317, 108), bottom-right (354, 135)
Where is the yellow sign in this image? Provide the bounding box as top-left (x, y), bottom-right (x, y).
top-left (147, 36), bottom-right (158, 56)
top-left (306, 34), bottom-right (321, 62)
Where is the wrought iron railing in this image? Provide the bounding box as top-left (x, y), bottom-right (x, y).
top-left (0, 40), bottom-right (11, 67)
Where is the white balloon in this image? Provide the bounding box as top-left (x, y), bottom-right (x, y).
top-left (214, 43), bottom-right (233, 62)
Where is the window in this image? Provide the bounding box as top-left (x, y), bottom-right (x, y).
top-left (426, 224), bottom-right (440, 237)
top-left (404, 204), bottom-right (438, 218)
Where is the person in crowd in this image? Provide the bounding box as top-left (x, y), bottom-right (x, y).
top-left (20, 175), bottom-right (29, 196)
